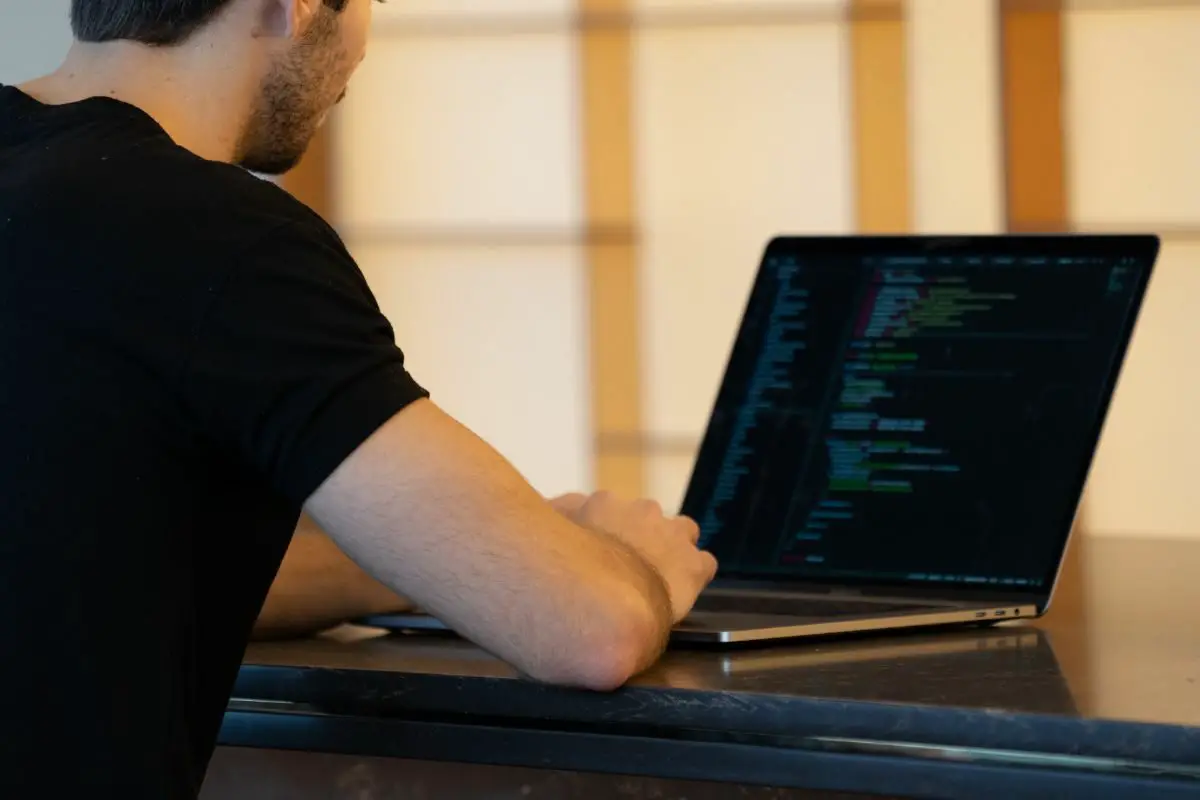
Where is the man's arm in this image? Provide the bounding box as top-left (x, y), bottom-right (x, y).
top-left (305, 398), bottom-right (714, 691)
top-left (252, 513), bottom-right (415, 640)
top-left (184, 221), bottom-right (713, 688)
top-left (254, 495), bottom-right (597, 641)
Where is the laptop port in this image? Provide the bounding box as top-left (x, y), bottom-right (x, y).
top-left (993, 610), bottom-right (1007, 617)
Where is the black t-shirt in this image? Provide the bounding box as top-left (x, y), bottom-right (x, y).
top-left (0, 86), bottom-right (428, 796)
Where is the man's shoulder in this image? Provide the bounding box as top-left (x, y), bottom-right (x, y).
top-left (118, 144), bottom-right (337, 247)
top-left (16, 127), bottom-right (341, 260)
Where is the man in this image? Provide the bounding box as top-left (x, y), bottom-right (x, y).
top-left (0, 0), bottom-right (717, 795)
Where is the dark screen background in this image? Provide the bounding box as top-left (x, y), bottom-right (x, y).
top-left (682, 239), bottom-right (1152, 592)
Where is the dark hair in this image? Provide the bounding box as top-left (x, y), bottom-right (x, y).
top-left (71, 0), bottom-right (349, 46)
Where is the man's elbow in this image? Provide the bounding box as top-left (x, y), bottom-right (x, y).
top-left (527, 601), bottom-right (668, 692)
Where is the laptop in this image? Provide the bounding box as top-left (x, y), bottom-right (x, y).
top-left (361, 234), bottom-right (1159, 645)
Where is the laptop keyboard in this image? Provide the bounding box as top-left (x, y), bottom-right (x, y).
top-left (692, 593), bottom-right (934, 619)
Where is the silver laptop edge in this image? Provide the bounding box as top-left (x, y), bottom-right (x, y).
top-left (673, 605), bottom-right (1042, 644)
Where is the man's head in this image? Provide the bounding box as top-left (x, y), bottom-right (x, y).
top-left (69, 0), bottom-right (373, 174)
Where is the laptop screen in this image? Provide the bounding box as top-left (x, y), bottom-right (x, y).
top-left (682, 235), bottom-right (1157, 593)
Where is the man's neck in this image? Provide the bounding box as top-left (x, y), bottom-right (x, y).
top-left (19, 41), bottom-right (254, 164)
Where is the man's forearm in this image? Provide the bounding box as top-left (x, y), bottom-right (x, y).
top-left (253, 514), bottom-right (414, 640)
top-left (253, 500), bottom-right (670, 657)
top-left (305, 401), bottom-right (684, 690)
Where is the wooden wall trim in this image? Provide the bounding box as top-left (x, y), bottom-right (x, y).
top-left (1001, 0), bottom-right (1067, 232)
top-left (580, 0), bottom-right (644, 497)
top-left (849, 0), bottom-right (910, 233)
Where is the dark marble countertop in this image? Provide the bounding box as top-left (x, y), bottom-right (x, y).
top-left (226, 537), bottom-right (1200, 792)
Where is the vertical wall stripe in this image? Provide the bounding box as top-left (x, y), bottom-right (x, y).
top-left (999, 0), bottom-right (1089, 706)
top-left (1002, 0), bottom-right (1067, 233)
top-left (849, 0), bottom-right (910, 234)
top-left (580, 0), bottom-right (644, 497)
top-left (907, 0), bottom-right (1004, 233)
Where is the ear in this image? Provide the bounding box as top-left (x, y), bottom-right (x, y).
top-left (255, 0), bottom-right (324, 40)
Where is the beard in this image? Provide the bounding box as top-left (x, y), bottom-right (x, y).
top-left (234, 10), bottom-right (346, 176)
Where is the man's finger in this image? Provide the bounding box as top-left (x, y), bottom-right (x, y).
top-left (547, 492), bottom-right (589, 515)
top-left (676, 516), bottom-right (701, 545)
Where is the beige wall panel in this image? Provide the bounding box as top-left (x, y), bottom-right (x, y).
top-left (634, 0), bottom-right (844, 12)
top-left (1066, 6), bottom-right (1200, 227)
top-left (634, 21), bottom-right (855, 438)
top-left (336, 34), bottom-right (582, 232)
top-left (376, 0), bottom-right (573, 22)
top-left (1066, 6), bottom-right (1200, 538)
top-left (646, 452), bottom-right (701, 512)
top-left (907, 0), bottom-right (1004, 234)
top-left (351, 244), bottom-right (593, 498)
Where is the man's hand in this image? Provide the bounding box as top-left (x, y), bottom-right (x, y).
top-left (549, 491), bottom-right (717, 623)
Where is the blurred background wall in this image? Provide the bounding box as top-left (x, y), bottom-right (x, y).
top-left (4, 0), bottom-right (1200, 541)
top-left (325, 0), bottom-right (1200, 541)
top-left (0, 0), bottom-right (72, 82)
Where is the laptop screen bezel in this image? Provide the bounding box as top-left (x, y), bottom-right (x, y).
top-left (681, 233), bottom-right (1160, 604)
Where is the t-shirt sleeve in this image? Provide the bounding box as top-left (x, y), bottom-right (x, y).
top-left (184, 220), bottom-right (429, 504)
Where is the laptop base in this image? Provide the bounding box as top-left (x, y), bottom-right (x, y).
top-left (358, 601), bottom-right (1039, 647)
